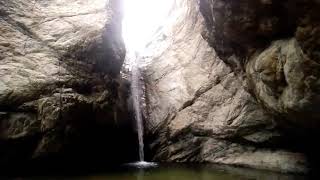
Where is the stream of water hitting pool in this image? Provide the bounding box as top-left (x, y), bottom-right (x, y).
top-left (128, 55), bottom-right (157, 169)
top-left (123, 0), bottom-right (175, 168)
top-left (130, 56), bottom-right (144, 162)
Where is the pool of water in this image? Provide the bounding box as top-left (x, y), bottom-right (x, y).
top-left (4, 163), bottom-right (307, 180)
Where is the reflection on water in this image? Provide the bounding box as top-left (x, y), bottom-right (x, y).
top-left (5, 163), bottom-right (306, 180)
top-left (137, 169), bottom-right (144, 180)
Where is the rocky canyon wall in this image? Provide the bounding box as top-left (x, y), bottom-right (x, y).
top-left (1, 0), bottom-right (319, 174)
top-left (144, 0), bottom-right (320, 173)
top-left (0, 0), bottom-right (136, 169)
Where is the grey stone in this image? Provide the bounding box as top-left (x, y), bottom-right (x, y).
top-left (0, 0), bottom-right (130, 163)
top-left (143, 0), bottom-right (319, 174)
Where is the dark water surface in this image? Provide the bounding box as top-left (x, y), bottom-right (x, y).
top-left (3, 163), bottom-right (307, 180)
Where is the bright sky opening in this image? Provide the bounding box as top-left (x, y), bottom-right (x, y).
top-left (122, 0), bottom-right (174, 53)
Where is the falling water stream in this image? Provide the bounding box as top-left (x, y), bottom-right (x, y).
top-left (123, 0), bottom-right (174, 167)
top-left (130, 56), bottom-right (144, 162)
top-left (129, 55), bottom-right (157, 169)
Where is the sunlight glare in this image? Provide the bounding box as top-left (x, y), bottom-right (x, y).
top-left (123, 0), bottom-right (173, 53)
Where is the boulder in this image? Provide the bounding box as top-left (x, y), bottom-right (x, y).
top-left (143, 0), bottom-right (320, 173)
top-left (0, 0), bottom-right (136, 167)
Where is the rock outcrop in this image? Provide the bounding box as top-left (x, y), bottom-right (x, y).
top-left (0, 0), bottom-right (136, 168)
top-left (143, 0), bottom-right (320, 173)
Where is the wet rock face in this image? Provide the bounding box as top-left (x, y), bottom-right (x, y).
top-left (0, 0), bottom-right (136, 166)
top-left (200, 0), bottom-right (320, 70)
top-left (199, 0), bottom-right (320, 129)
top-left (246, 39), bottom-right (320, 129)
top-left (144, 0), bottom-right (320, 173)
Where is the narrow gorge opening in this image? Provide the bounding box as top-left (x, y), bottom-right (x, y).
top-left (122, 0), bottom-right (176, 165)
top-left (122, 0), bottom-right (173, 53)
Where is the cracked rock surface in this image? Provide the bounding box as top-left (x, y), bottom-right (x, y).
top-left (143, 0), bottom-right (320, 173)
top-left (0, 0), bottom-right (136, 167)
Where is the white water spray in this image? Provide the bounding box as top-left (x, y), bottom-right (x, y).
top-left (128, 55), bottom-right (157, 168)
top-left (131, 55), bottom-right (144, 162)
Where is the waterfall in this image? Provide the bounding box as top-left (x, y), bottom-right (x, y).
top-left (131, 55), bottom-right (144, 162)
top-left (125, 55), bottom-right (157, 168)
top-left (126, 54), bottom-right (157, 168)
